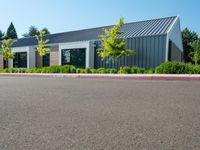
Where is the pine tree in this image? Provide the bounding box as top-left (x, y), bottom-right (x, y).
top-left (6, 22), bottom-right (18, 39)
top-left (0, 30), bottom-right (5, 40)
top-left (41, 28), bottom-right (50, 35)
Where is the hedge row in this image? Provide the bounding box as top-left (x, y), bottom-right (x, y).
top-left (0, 62), bottom-right (200, 74)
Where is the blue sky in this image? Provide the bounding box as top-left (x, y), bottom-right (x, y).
top-left (0, 0), bottom-right (199, 37)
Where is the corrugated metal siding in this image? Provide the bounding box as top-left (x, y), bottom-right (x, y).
top-left (94, 35), bottom-right (166, 69)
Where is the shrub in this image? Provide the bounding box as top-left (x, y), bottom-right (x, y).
top-left (109, 69), bottom-right (117, 74)
top-left (156, 62), bottom-right (188, 74)
top-left (155, 62), bottom-right (200, 74)
top-left (119, 67), bottom-right (131, 74)
top-left (60, 65), bottom-right (71, 73)
top-left (1, 62), bottom-right (199, 74)
top-left (97, 68), bottom-right (109, 74)
top-left (80, 69), bottom-right (86, 74)
top-left (90, 69), bottom-right (98, 74)
top-left (85, 68), bottom-right (92, 74)
top-left (131, 67), bottom-right (145, 74)
top-left (144, 68), bottom-right (155, 74)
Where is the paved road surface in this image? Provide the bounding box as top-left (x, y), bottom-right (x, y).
top-left (0, 77), bottom-right (200, 150)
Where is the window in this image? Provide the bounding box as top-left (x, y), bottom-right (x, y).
top-left (3, 60), bottom-right (8, 69)
top-left (43, 53), bottom-right (50, 67)
top-left (13, 52), bottom-right (27, 68)
top-left (62, 48), bottom-right (86, 68)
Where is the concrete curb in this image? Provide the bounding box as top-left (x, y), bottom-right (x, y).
top-left (1, 73), bottom-right (200, 81)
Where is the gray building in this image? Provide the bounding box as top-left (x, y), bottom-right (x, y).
top-left (0, 16), bottom-right (183, 69)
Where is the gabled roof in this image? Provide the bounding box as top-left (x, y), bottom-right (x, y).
top-left (12, 16), bottom-right (177, 47)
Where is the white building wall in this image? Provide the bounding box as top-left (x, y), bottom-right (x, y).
top-left (165, 17), bottom-right (183, 61)
top-left (59, 41), bottom-right (94, 68)
top-left (11, 46), bottom-right (36, 69)
top-left (168, 17), bottom-right (183, 51)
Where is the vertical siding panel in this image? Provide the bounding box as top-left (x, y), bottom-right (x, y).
top-left (139, 37), bottom-right (143, 67)
top-left (150, 37), bottom-right (154, 68)
top-left (162, 36), bottom-right (166, 63)
top-left (136, 37), bottom-right (139, 67)
top-left (130, 38), bottom-right (133, 67)
top-left (143, 37), bottom-right (147, 68)
top-left (146, 37), bottom-right (151, 68)
top-left (127, 38), bottom-right (131, 67)
top-left (133, 38), bottom-right (137, 67)
top-left (131, 38), bottom-right (134, 67)
top-left (125, 39), bottom-right (128, 67)
top-left (159, 36), bottom-right (163, 65)
top-left (154, 36), bottom-right (159, 67)
top-left (126, 39), bottom-right (129, 67)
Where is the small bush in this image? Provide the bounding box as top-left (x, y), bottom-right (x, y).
top-left (109, 69), bottom-right (117, 74)
top-left (97, 68), bottom-right (109, 74)
top-left (156, 62), bottom-right (188, 74)
top-left (144, 68), bottom-right (155, 74)
top-left (131, 67), bottom-right (145, 74)
top-left (85, 68), bottom-right (92, 74)
top-left (119, 67), bottom-right (131, 74)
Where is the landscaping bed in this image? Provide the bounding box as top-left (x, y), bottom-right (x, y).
top-left (0, 62), bottom-right (200, 74)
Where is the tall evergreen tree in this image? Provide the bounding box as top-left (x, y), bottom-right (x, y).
top-left (23, 26), bottom-right (39, 37)
top-left (0, 30), bottom-right (5, 40)
top-left (6, 22), bottom-right (18, 39)
top-left (182, 28), bottom-right (199, 63)
top-left (23, 26), bottom-right (50, 37)
top-left (41, 28), bottom-right (50, 35)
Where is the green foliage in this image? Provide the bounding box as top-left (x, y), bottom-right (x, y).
top-left (190, 40), bottom-right (200, 65)
top-left (98, 18), bottom-right (135, 62)
top-left (23, 26), bottom-right (39, 37)
top-left (35, 31), bottom-right (50, 56)
top-left (41, 28), bottom-right (50, 35)
top-left (6, 22), bottom-right (18, 39)
top-left (23, 26), bottom-right (50, 37)
top-left (1, 62), bottom-right (200, 74)
top-left (119, 66), bottom-right (145, 74)
top-left (144, 68), bottom-right (155, 74)
top-left (0, 30), bottom-right (5, 40)
top-left (131, 67), bottom-right (145, 74)
top-left (155, 61), bottom-right (200, 74)
top-left (119, 67), bottom-right (132, 74)
top-left (0, 39), bottom-right (16, 60)
top-left (97, 68), bottom-right (109, 74)
top-left (182, 28), bottom-right (199, 63)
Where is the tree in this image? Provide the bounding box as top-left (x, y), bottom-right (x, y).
top-left (23, 26), bottom-right (50, 37)
top-left (23, 26), bottom-right (39, 37)
top-left (41, 28), bottom-right (50, 35)
top-left (98, 18), bottom-right (134, 62)
top-left (35, 31), bottom-right (50, 56)
top-left (0, 30), bottom-right (5, 40)
top-left (190, 40), bottom-right (200, 65)
top-left (0, 39), bottom-right (16, 61)
top-left (182, 28), bottom-right (199, 63)
top-left (6, 22), bottom-right (18, 39)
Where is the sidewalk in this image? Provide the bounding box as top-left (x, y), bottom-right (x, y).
top-left (1, 73), bottom-right (200, 80)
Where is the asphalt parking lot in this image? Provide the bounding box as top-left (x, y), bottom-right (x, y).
top-left (0, 76), bottom-right (200, 150)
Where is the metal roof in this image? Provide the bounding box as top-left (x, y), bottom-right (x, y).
top-left (12, 16), bottom-right (177, 47)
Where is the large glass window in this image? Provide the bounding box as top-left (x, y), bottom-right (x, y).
top-left (43, 53), bottom-right (50, 67)
top-left (3, 60), bottom-right (8, 69)
top-left (13, 52), bottom-right (27, 68)
top-left (62, 48), bottom-right (86, 68)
